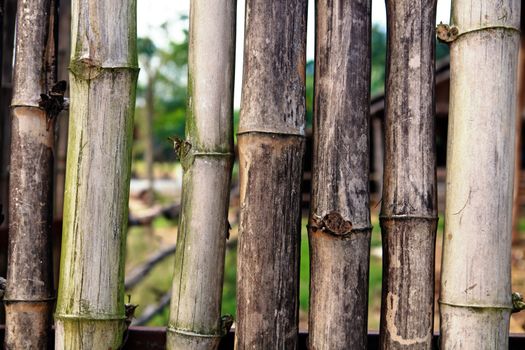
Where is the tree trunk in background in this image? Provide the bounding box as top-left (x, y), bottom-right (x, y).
top-left (166, 1), bottom-right (235, 348)
top-left (512, 39), bottom-right (525, 243)
top-left (144, 75), bottom-right (155, 206)
top-left (0, 0), bottom-right (16, 230)
top-left (379, 1), bottom-right (437, 349)
top-left (439, 1), bottom-right (520, 348)
top-left (235, 1), bottom-right (306, 349)
top-left (307, 1), bottom-right (371, 349)
top-left (54, 0), bottom-right (138, 348)
top-left (5, 0), bottom-right (58, 347)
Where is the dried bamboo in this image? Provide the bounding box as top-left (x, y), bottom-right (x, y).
top-left (439, 1), bottom-right (521, 348)
top-left (307, 1), bottom-right (372, 349)
top-left (166, 1), bottom-right (235, 348)
top-left (54, 0), bottom-right (138, 348)
top-left (4, 0), bottom-right (58, 347)
top-left (235, 1), bottom-right (307, 349)
top-left (379, 1), bottom-right (437, 349)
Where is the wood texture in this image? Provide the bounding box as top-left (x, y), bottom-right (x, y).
top-left (379, 1), bottom-right (437, 349)
top-left (54, 0), bottom-right (138, 348)
top-left (235, 1), bottom-right (306, 348)
top-left (166, 1), bottom-right (236, 349)
top-left (4, 0), bottom-right (57, 348)
top-left (440, 1), bottom-right (520, 349)
top-left (307, 1), bottom-right (371, 349)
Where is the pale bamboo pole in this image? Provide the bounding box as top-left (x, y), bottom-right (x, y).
top-left (166, 0), bottom-right (235, 349)
top-left (307, 0), bottom-right (371, 349)
top-left (54, 0), bottom-right (138, 348)
top-left (235, 1), bottom-right (307, 348)
top-left (438, 1), bottom-right (521, 348)
top-left (379, 1), bottom-right (437, 349)
top-left (4, 0), bottom-right (59, 347)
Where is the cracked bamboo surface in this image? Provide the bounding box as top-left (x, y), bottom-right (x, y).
top-left (235, 1), bottom-right (307, 349)
top-left (379, 1), bottom-right (437, 349)
top-left (5, 0), bottom-right (56, 348)
top-left (440, 1), bottom-right (520, 349)
top-left (54, 0), bottom-right (138, 348)
top-left (307, 1), bottom-right (371, 349)
top-left (167, 1), bottom-right (236, 349)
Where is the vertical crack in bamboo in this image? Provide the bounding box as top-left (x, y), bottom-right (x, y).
top-left (439, 1), bottom-right (521, 349)
top-left (54, 0), bottom-right (138, 348)
top-left (379, 1), bottom-right (438, 349)
top-left (235, 1), bottom-right (307, 349)
top-left (307, 1), bottom-right (372, 349)
top-left (5, 0), bottom-right (58, 348)
top-left (166, 1), bottom-right (236, 349)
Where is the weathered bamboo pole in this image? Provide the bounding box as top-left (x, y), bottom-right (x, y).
top-left (379, 1), bottom-right (437, 349)
top-left (54, 0), bottom-right (138, 348)
top-left (439, 1), bottom-right (521, 348)
top-left (0, 0), bottom-right (16, 231)
top-left (166, 1), bottom-right (235, 349)
top-left (4, 0), bottom-right (59, 347)
top-left (235, 1), bottom-right (306, 349)
top-left (307, 1), bottom-right (371, 349)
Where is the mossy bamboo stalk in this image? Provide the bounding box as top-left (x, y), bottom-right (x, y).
top-left (54, 0), bottom-right (138, 348)
top-left (5, 0), bottom-right (58, 347)
top-left (166, 1), bottom-right (236, 349)
top-left (235, 1), bottom-right (307, 348)
top-left (439, 1), bottom-right (520, 348)
top-left (379, 1), bottom-right (437, 349)
top-left (307, 1), bottom-right (371, 349)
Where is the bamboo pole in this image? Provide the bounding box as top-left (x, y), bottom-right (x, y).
top-left (0, 0), bottom-right (16, 231)
top-left (379, 1), bottom-right (437, 349)
top-left (438, 1), bottom-right (521, 348)
top-left (235, 1), bottom-right (306, 348)
top-left (54, 0), bottom-right (138, 348)
top-left (4, 0), bottom-right (59, 347)
top-left (166, 1), bottom-right (235, 348)
top-left (307, 1), bottom-right (371, 349)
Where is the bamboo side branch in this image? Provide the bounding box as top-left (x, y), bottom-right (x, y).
top-left (54, 0), bottom-right (138, 348)
top-left (166, 1), bottom-right (235, 349)
top-left (5, 0), bottom-right (57, 347)
top-left (307, 1), bottom-right (372, 349)
top-left (439, 1), bottom-right (521, 348)
top-left (379, 1), bottom-right (437, 349)
top-left (235, 1), bottom-right (307, 348)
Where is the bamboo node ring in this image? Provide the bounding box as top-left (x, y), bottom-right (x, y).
top-left (437, 22), bottom-right (520, 44)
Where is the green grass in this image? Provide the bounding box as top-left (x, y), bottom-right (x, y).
top-left (127, 213), bottom-right (445, 328)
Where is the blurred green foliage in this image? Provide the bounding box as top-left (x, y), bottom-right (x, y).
top-left (134, 24), bottom-right (449, 161)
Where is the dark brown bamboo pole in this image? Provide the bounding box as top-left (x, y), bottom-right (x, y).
top-left (307, 1), bottom-right (371, 349)
top-left (235, 1), bottom-right (307, 349)
top-left (0, 0), bottom-right (16, 231)
top-left (379, 1), bottom-right (437, 349)
top-left (4, 0), bottom-right (59, 347)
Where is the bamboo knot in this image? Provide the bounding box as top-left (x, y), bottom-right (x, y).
top-left (512, 292), bottom-right (525, 313)
top-left (70, 58), bottom-right (103, 80)
top-left (436, 22), bottom-right (459, 43)
top-left (309, 212), bottom-right (353, 237)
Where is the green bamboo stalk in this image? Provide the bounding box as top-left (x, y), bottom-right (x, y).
top-left (166, 0), bottom-right (236, 349)
top-left (307, 0), bottom-right (372, 349)
top-left (4, 0), bottom-right (59, 347)
top-left (54, 0), bottom-right (138, 348)
top-left (439, 1), bottom-right (521, 348)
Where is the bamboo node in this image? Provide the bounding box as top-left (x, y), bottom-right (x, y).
top-left (436, 22), bottom-right (459, 43)
top-left (309, 212), bottom-right (353, 236)
top-left (512, 292), bottom-right (525, 313)
top-left (69, 58), bottom-right (103, 80)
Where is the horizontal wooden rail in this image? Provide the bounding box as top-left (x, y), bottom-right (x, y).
top-left (0, 326), bottom-right (522, 349)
